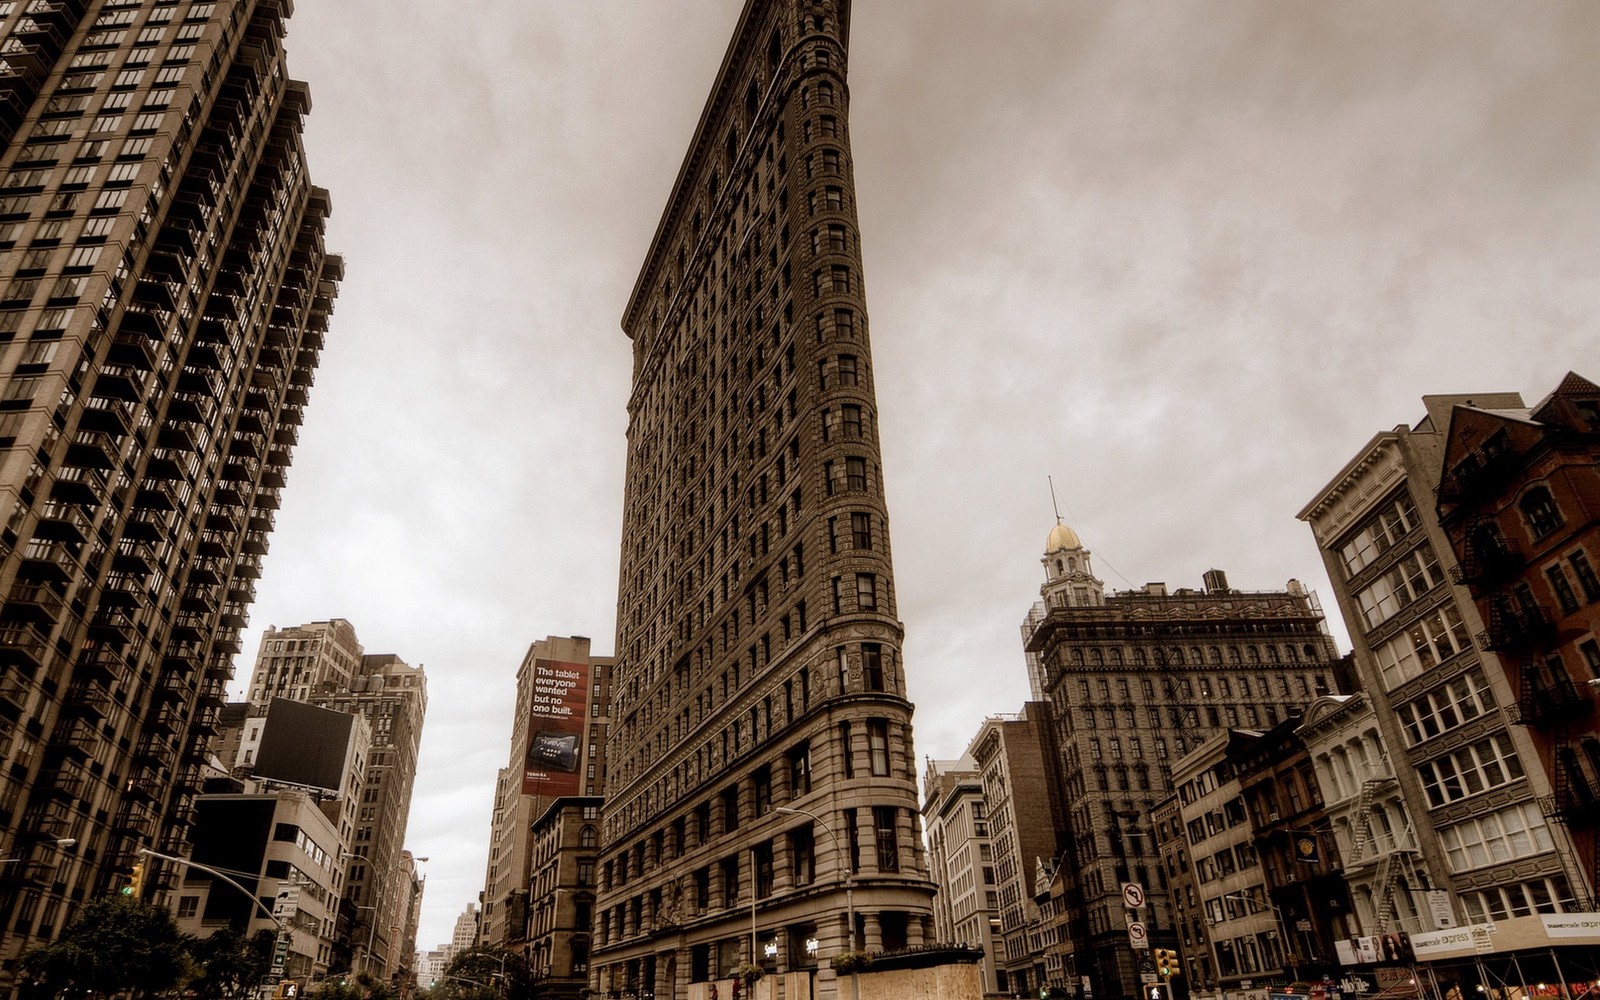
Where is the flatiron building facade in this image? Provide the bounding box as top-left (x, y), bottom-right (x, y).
top-left (593, 1), bottom-right (934, 996)
top-left (0, 0), bottom-right (339, 986)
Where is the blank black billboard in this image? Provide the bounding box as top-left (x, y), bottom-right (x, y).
top-left (253, 698), bottom-right (356, 794)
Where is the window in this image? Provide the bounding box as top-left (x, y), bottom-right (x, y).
top-left (840, 720), bottom-right (854, 777)
top-left (579, 825), bottom-right (598, 848)
top-left (1373, 604), bottom-right (1473, 689)
top-left (1339, 492), bottom-right (1419, 575)
top-left (861, 643), bottom-right (884, 691)
top-left (1440, 802), bottom-right (1553, 873)
top-left (789, 826), bottom-right (815, 885)
top-left (833, 307), bottom-right (854, 339)
top-left (577, 859), bottom-right (595, 886)
top-left (1418, 734), bottom-right (1524, 807)
top-left (1354, 543), bottom-right (1445, 629)
top-left (850, 511), bottom-right (871, 550)
top-left (788, 741), bottom-right (811, 797)
top-left (752, 766), bottom-right (772, 816)
top-left (722, 786), bottom-right (739, 832)
top-left (1396, 668), bottom-right (1497, 746)
top-left (873, 806), bottom-right (899, 871)
top-left (841, 404), bottom-right (862, 436)
top-left (176, 896), bottom-right (198, 919)
top-left (867, 720), bottom-right (890, 776)
top-left (722, 857), bottom-right (740, 908)
top-left (1520, 486), bottom-right (1563, 539)
top-left (855, 572), bottom-right (877, 611)
top-left (845, 456), bottom-right (866, 491)
top-left (837, 354), bottom-right (858, 385)
top-left (1547, 564), bottom-right (1581, 615)
top-left (1568, 550), bottom-right (1600, 603)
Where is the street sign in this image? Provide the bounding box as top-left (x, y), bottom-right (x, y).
top-left (1142, 974), bottom-right (1159, 985)
top-left (1122, 882), bottom-right (1146, 909)
top-left (273, 884), bottom-right (300, 920)
top-left (1128, 921), bottom-right (1150, 950)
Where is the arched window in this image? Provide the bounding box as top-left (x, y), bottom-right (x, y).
top-left (580, 825), bottom-right (598, 848)
top-left (1519, 485), bottom-right (1563, 538)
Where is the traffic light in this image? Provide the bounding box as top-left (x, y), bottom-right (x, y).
top-left (122, 861), bottom-right (145, 897)
top-left (1155, 947), bottom-right (1175, 978)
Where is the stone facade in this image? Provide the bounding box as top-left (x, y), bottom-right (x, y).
top-left (1024, 525), bottom-right (1344, 1000)
top-left (593, 1), bottom-right (934, 996)
top-left (1298, 395), bottom-right (1583, 926)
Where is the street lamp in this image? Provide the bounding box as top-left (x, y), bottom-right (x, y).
top-left (342, 850), bottom-right (428, 980)
top-left (774, 805), bottom-right (858, 1000)
top-left (1220, 891), bottom-right (1298, 982)
top-left (0, 838), bottom-right (76, 863)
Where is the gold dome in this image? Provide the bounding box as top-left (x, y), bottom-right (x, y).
top-left (1045, 522), bottom-right (1082, 552)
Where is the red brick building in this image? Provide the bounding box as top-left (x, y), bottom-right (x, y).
top-left (1435, 371), bottom-right (1600, 903)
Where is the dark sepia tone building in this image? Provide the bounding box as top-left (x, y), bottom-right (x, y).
top-left (527, 795), bottom-right (604, 1000)
top-left (482, 635), bottom-right (611, 955)
top-left (0, 0), bottom-right (338, 987)
top-left (593, 1), bottom-right (935, 996)
top-left (1025, 524), bottom-right (1344, 1000)
top-left (1301, 388), bottom-right (1600, 990)
top-left (1435, 372), bottom-right (1600, 899)
top-left (966, 706), bottom-right (1062, 997)
top-left (240, 621), bottom-right (430, 982)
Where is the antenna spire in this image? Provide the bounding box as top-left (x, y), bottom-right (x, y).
top-left (1048, 476), bottom-right (1064, 525)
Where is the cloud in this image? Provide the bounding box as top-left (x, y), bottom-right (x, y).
top-left (245, 0), bottom-right (1600, 948)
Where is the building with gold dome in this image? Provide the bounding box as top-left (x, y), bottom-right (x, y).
top-left (1021, 523), bottom-right (1347, 999)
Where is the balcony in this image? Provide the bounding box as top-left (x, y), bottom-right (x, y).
top-left (115, 305), bottom-right (165, 341)
top-left (61, 681), bottom-right (110, 720)
top-left (50, 465), bottom-right (108, 506)
top-left (89, 369), bottom-right (142, 402)
top-left (113, 804), bottom-right (156, 840)
top-left (5, 581), bottom-right (66, 623)
top-left (1451, 538), bottom-right (1525, 588)
top-left (33, 502), bottom-right (91, 544)
top-left (40, 766), bottom-right (87, 802)
top-left (133, 734), bottom-right (177, 770)
top-left (0, 624), bottom-right (50, 668)
top-left (20, 540), bottom-right (78, 581)
top-left (64, 429), bottom-right (119, 470)
top-left (0, 672), bottom-right (29, 719)
top-left (1437, 442), bottom-right (1525, 507)
top-left (78, 398), bottom-right (133, 437)
top-left (52, 719), bottom-right (99, 757)
top-left (133, 480), bottom-right (179, 512)
top-left (107, 333), bottom-right (157, 371)
top-left (1478, 603), bottom-right (1554, 652)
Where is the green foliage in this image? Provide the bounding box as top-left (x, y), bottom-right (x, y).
top-left (433, 947), bottom-right (539, 1000)
top-left (308, 978), bottom-right (367, 1000)
top-left (184, 927), bottom-right (276, 998)
top-left (19, 895), bottom-right (187, 1000)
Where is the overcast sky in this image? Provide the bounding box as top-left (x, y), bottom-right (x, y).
top-left (231, 1), bottom-right (1600, 949)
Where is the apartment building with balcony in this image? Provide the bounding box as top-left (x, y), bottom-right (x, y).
top-left (0, 0), bottom-right (339, 987)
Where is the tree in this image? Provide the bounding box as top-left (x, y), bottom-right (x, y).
top-left (432, 947), bottom-right (538, 1000)
top-left (18, 895), bottom-right (188, 1000)
top-left (184, 927), bottom-right (276, 998)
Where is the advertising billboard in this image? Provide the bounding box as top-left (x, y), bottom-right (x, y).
top-left (522, 657), bottom-right (590, 795)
